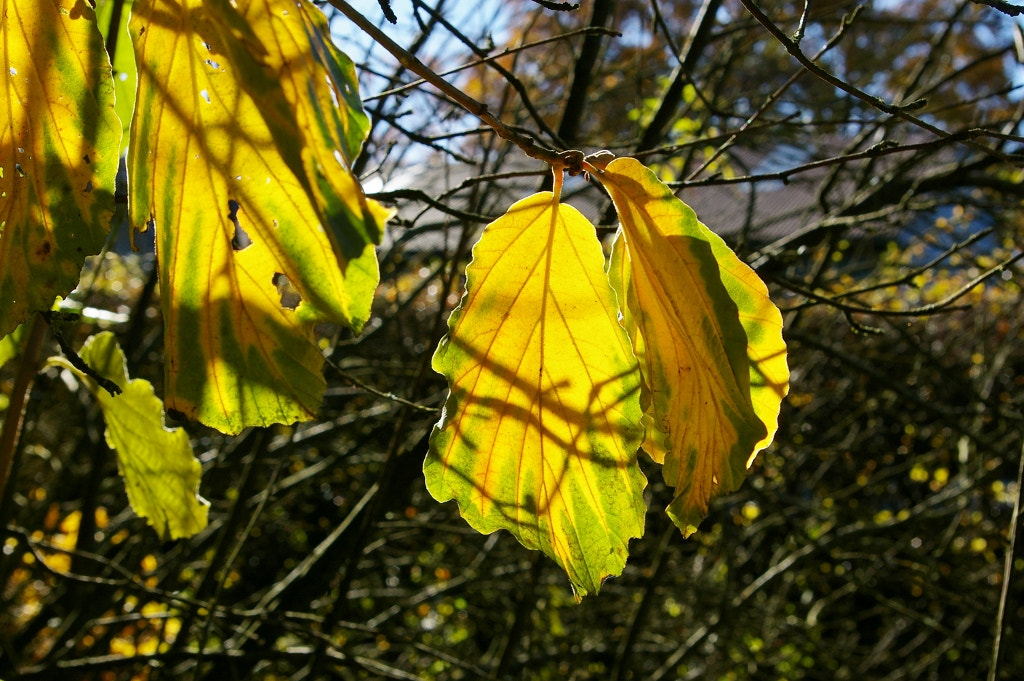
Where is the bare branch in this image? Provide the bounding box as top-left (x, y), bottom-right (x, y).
top-left (529, 0), bottom-right (580, 10)
top-left (329, 0), bottom-right (582, 170)
top-left (737, 0), bottom-right (1020, 163)
top-left (377, 0), bottom-right (397, 23)
top-left (970, 0), bottom-right (1024, 16)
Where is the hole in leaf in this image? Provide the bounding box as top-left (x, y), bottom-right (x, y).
top-left (326, 76), bottom-right (340, 108)
top-left (228, 199), bottom-right (252, 251)
top-left (200, 89), bottom-right (211, 104)
top-left (272, 273), bottom-right (302, 310)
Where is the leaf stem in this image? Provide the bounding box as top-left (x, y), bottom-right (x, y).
top-left (43, 313), bottom-right (122, 397)
top-left (551, 166), bottom-right (564, 202)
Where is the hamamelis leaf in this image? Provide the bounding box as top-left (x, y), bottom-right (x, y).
top-left (0, 324), bottom-right (26, 372)
top-left (426, 191), bottom-right (646, 599)
top-left (600, 158), bottom-right (788, 536)
top-left (95, 0), bottom-right (137, 153)
top-left (129, 0), bottom-right (389, 434)
top-left (0, 0), bottom-right (121, 337)
top-left (49, 332), bottom-right (208, 541)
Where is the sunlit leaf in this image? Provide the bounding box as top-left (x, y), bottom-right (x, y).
top-left (0, 0), bottom-right (121, 337)
top-left (599, 157), bottom-right (788, 536)
top-left (0, 323), bottom-right (26, 371)
top-left (48, 332), bottom-right (208, 541)
top-left (426, 191), bottom-right (646, 599)
top-left (128, 0), bottom-right (390, 433)
top-left (95, 0), bottom-right (137, 152)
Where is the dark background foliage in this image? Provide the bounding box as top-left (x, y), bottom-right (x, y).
top-left (1, 0), bottom-right (1022, 679)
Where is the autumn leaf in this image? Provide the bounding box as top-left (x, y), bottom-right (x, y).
top-left (128, 0), bottom-right (390, 433)
top-left (95, 0), bottom-right (137, 153)
top-left (48, 332), bottom-right (208, 541)
top-left (0, 324), bottom-right (26, 372)
top-left (0, 0), bottom-right (121, 337)
top-left (599, 157), bottom-right (788, 536)
top-left (426, 190), bottom-right (646, 599)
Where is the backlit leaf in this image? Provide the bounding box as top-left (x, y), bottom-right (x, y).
top-left (599, 158), bottom-right (788, 536)
top-left (0, 323), bottom-right (25, 371)
top-left (95, 0), bottom-right (137, 152)
top-left (426, 191), bottom-right (646, 599)
top-left (48, 332), bottom-right (207, 541)
top-left (0, 0), bottom-right (121, 337)
top-left (128, 0), bottom-right (390, 433)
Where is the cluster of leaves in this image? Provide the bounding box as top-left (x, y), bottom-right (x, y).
top-left (0, 232), bottom-right (1017, 680)
top-left (1, 0), bottom-right (787, 597)
top-left (1, 0), bottom-right (1022, 679)
top-left (426, 157), bottom-right (787, 596)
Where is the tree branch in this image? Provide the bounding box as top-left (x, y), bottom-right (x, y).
top-left (635, 0), bottom-right (722, 154)
top-left (737, 0), bottom-right (1020, 163)
top-left (328, 0), bottom-right (594, 172)
top-left (529, 0), bottom-right (580, 10)
top-left (970, 0), bottom-right (1024, 16)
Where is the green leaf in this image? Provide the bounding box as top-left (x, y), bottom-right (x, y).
top-left (48, 332), bottom-right (207, 541)
top-left (599, 158), bottom-right (789, 536)
top-left (95, 0), bottom-right (137, 153)
top-left (128, 0), bottom-right (390, 433)
top-left (0, 323), bottom-right (26, 371)
top-left (426, 191), bottom-right (646, 599)
top-left (0, 0), bottom-right (122, 337)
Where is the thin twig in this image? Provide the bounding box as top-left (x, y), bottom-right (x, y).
top-left (988, 435), bottom-right (1024, 681)
top-left (529, 0), bottom-right (579, 10)
top-left (377, 0), bottom-right (397, 23)
top-left (971, 0), bottom-right (1024, 16)
top-left (43, 312), bottom-right (121, 397)
top-left (794, 0), bottom-right (810, 44)
top-left (634, 0), bottom-right (722, 154)
top-left (687, 0), bottom-right (857, 182)
top-left (553, 0), bottom-right (617, 146)
top-left (329, 0), bottom-right (583, 171)
top-left (370, 188), bottom-right (495, 223)
top-left (364, 27), bottom-right (620, 103)
top-left (323, 356), bottom-right (439, 413)
top-left (778, 250), bottom-right (1024, 318)
top-left (674, 131), bottom-right (1019, 188)
top-left (413, 1), bottom-right (566, 145)
top-left (650, 0), bottom-right (684, 63)
top-left (737, 0), bottom-right (1020, 164)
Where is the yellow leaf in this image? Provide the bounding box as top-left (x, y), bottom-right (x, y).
top-left (95, 0), bottom-right (137, 152)
top-left (0, 0), bottom-right (121, 336)
top-left (128, 0), bottom-right (390, 433)
top-left (426, 191), bottom-right (646, 599)
top-left (48, 332), bottom-right (208, 541)
top-left (599, 158), bottom-right (788, 536)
